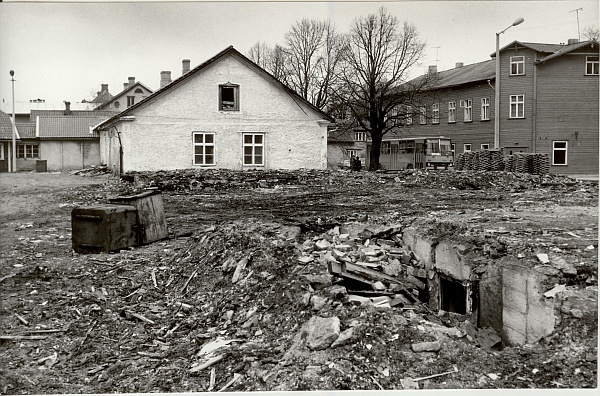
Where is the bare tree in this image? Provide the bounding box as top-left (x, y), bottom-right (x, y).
top-left (283, 19), bottom-right (344, 110)
top-left (336, 7), bottom-right (429, 171)
top-left (582, 25), bottom-right (599, 41)
top-left (247, 42), bottom-right (289, 84)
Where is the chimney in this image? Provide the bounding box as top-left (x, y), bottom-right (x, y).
top-left (101, 84), bottom-right (108, 93)
top-left (182, 59), bottom-right (191, 75)
top-left (123, 82), bottom-right (129, 89)
top-left (428, 65), bottom-right (437, 74)
top-left (455, 62), bottom-right (464, 68)
top-left (160, 71), bottom-right (172, 88)
top-left (128, 76), bottom-right (135, 86)
top-left (64, 101), bottom-right (71, 115)
top-left (567, 38), bottom-right (579, 45)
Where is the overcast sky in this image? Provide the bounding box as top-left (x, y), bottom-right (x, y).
top-left (1, 1), bottom-right (598, 108)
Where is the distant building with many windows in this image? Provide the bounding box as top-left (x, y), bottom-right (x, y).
top-left (385, 38), bottom-right (598, 174)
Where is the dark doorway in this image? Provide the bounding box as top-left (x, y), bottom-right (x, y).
top-left (440, 277), bottom-right (467, 314)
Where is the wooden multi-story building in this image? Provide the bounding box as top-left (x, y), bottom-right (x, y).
top-left (400, 39), bottom-right (599, 174)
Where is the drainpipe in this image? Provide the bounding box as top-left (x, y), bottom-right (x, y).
top-left (532, 53), bottom-right (537, 152)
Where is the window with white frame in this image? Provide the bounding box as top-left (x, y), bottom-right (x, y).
top-left (193, 132), bottom-right (215, 166)
top-left (481, 97), bottom-right (490, 121)
top-left (419, 106), bottom-right (427, 125)
top-left (510, 56), bottom-right (525, 75)
top-left (354, 132), bottom-right (367, 141)
top-left (509, 95), bottom-right (525, 118)
top-left (127, 96), bottom-right (135, 107)
top-left (406, 106), bottom-right (412, 125)
top-left (0, 142), bottom-right (4, 160)
top-left (219, 83), bottom-right (240, 111)
top-left (463, 143), bottom-right (472, 152)
top-left (586, 56), bottom-right (599, 75)
top-left (481, 144), bottom-right (490, 150)
top-left (346, 149), bottom-right (359, 158)
top-left (381, 141), bottom-right (391, 154)
top-left (552, 141), bottom-right (568, 165)
top-left (17, 143), bottom-right (39, 159)
top-left (451, 144), bottom-right (456, 155)
top-left (432, 103), bottom-right (439, 124)
top-left (243, 133), bottom-right (264, 165)
top-left (463, 99), bottom-right (472, 122)
top-left (448, 101), bottom-right (456, 123)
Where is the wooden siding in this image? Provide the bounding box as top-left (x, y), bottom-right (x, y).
top-left (398, 82), bottom-right (495, 155)
top-left (499, 48), bottom-right (536, 149)
top-left (535, 53), bottom-right (599, 174)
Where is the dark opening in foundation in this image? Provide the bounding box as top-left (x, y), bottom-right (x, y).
top-left (440, 276), bottom-right (467, 314)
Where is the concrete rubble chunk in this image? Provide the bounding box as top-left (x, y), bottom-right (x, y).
top-left (301, 274), bottom-right (333, 290)
top-left (411, 339), bottom-right (442, 352)
top-left (311, 295), bottom-right (329, 311)
top-left (331, 327), bottom-right (355, 348)
top-left (543, 284), bottom-right (566, 298)
top-left (304, 316), bottom-right (341, 351)
top-left (297, 255), bottom-right (314, 264)
top-left (315, 239), bottom-right (331, 250)
top-left (372, 281), bottom-right (386, 291)
top-left (536, 253), bottom-right (550, 264)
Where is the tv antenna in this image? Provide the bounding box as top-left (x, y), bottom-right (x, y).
top-left (570, 7), bottom-right (583, 41)
top-left (432, 46), bottom-right (441, 67)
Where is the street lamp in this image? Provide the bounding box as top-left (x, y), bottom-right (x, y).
top-left (494, 17), bottom-right (524, 149)
top-left (9, 70), bottom-right (16, 172)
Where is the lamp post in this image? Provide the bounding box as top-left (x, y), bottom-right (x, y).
top-left (9, 70), bottom-right (16, 172)
top-left (494, 17), bottom-right (524, 149)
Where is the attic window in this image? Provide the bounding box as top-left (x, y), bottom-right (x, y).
top-left (219, 84), bottom-right (239, 111)
top-left (510, 56), bottom-right (525, 75)
top-left (134, 88), bottom-right (144, 94)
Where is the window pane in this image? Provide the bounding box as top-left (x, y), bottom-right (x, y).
top-left (195, 155), bottom-right (203, 165)
top-left (244, 135), bottom-right (253, 144)
top-left (205, 134), bottom-right (214, 143)
top-left (205, 155), bottom-right (214, 164)
top-left (255, 146), bottom-right (263, 156)
top-left (554, 142), bottom-right (567, 149)
top-left (255, 155), bottom-right (263, 164)
top-left (244, 146), bottom-right (253, 155)
top-left (244, 155), bottom-right (253, 165)
top-left (205, 146), bottom-right (214, 155)
top-left (254, 134), bottom-right (263, 144)
top-left (554, 151), bottom-right (566, 164)
top-left (195, 134), bottom-right (203, 143)
top-left (195, 146), bottom-right (204, 155)
top-left (222, 87), bottom-right (235, 102)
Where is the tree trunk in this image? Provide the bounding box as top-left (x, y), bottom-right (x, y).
top-left (369, 131), bottom-right (382, 171)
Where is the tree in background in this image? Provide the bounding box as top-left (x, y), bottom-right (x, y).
top-left (247, 42), bottom-right (289, 83)
top-left (582, 25), bottom-right (599, 41)
top-left (336, 7), bottom-right (429, 171)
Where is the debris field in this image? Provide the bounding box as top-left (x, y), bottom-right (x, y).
top-left (0, 168), bottom-right (597, 392)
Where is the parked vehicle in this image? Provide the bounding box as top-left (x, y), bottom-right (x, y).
top-left (378, 136), bottom-right (453, 170)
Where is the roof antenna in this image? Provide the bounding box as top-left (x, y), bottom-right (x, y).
top-left (432, 46), bottom-right (441, 67)
top-left (570, 7), bottom-right (583, 41)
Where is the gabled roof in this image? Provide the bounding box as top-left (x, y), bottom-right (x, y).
top-left (31, 109), bottom-right (116, 121)
top-left (16, 122), bottom-right (36, 139)
top-left (95, 46), bottom-right (333, 131)
top-left (410, 60), bottom-right (495, 90)
top-left (0, 110), bottom-right (19, 140)
top-left (95, 81), bottom-right (153, 110)
top-left (492, 39), bottom-right (599, 60)
top-left (91, 90), bottom-right (113, 104)
top-left (38, 116), bottom-right (109, 139)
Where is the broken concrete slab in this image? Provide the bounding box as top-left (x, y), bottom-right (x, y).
top-left (304, 316), bottom-right (340, 351)
top-left (411, 340), bottom-right (442, 352)
top-left (331, 327), bottom-right (355, 348)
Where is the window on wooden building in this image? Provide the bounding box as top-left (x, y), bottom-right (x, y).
top-left (354, 132), bottom-right (367, 142)
top-left (509, 95), bottom-right (525, 118)
top-left (432, 103), bottom-right (440, 124)
top-left (406, 105), bottom-right (413, 125)
top-left (510, 56), bottom-right (525, 75)
top-left (481, 144), bottom-right (490, 150)
top-left (481, 97), bottom-right (490, 121)
top-left (552, 141), bottom-right (568, 165)
top-left (463, 143), bottom-right (472, 152)
top-left (462, 99), bottom-right (472, 122)
top-left (586, 56), bottom-right (599, 75)
top-left (193, 132), bottom-right (215, 166)
top-left (448, 101), bottom-right (456, 123)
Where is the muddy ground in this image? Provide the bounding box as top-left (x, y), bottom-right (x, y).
top-left (0, 169), bottom-right (597, 393)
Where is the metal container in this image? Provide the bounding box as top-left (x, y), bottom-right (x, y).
top-left (71, 204), bottom-right (138, 253)
top-left (109, 190), bottom-right (168, 244)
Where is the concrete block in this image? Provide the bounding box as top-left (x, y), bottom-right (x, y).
top-left (435, 241), bottom-right (470, 280)
top-left (503, 286), bottom-right (527, 313)
top-left (502, 306), bottom-right (527, 338)
top-left (402, 227), bottom-right (434, 269)
top-left (502, 267), bottom-right (528, 292)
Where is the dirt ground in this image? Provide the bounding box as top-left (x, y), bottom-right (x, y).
top-left (0, 169), bottom-right (597, 393)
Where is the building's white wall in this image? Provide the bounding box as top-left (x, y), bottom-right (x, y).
top-left (41, 141), bottom-right (100, 170)
top-left (118, 54), bottom-right (328, 172)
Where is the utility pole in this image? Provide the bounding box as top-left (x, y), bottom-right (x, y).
top-left (570, 8), bottom-right (583, 41)
top-left (10, 70), bottom-right (17, 173)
